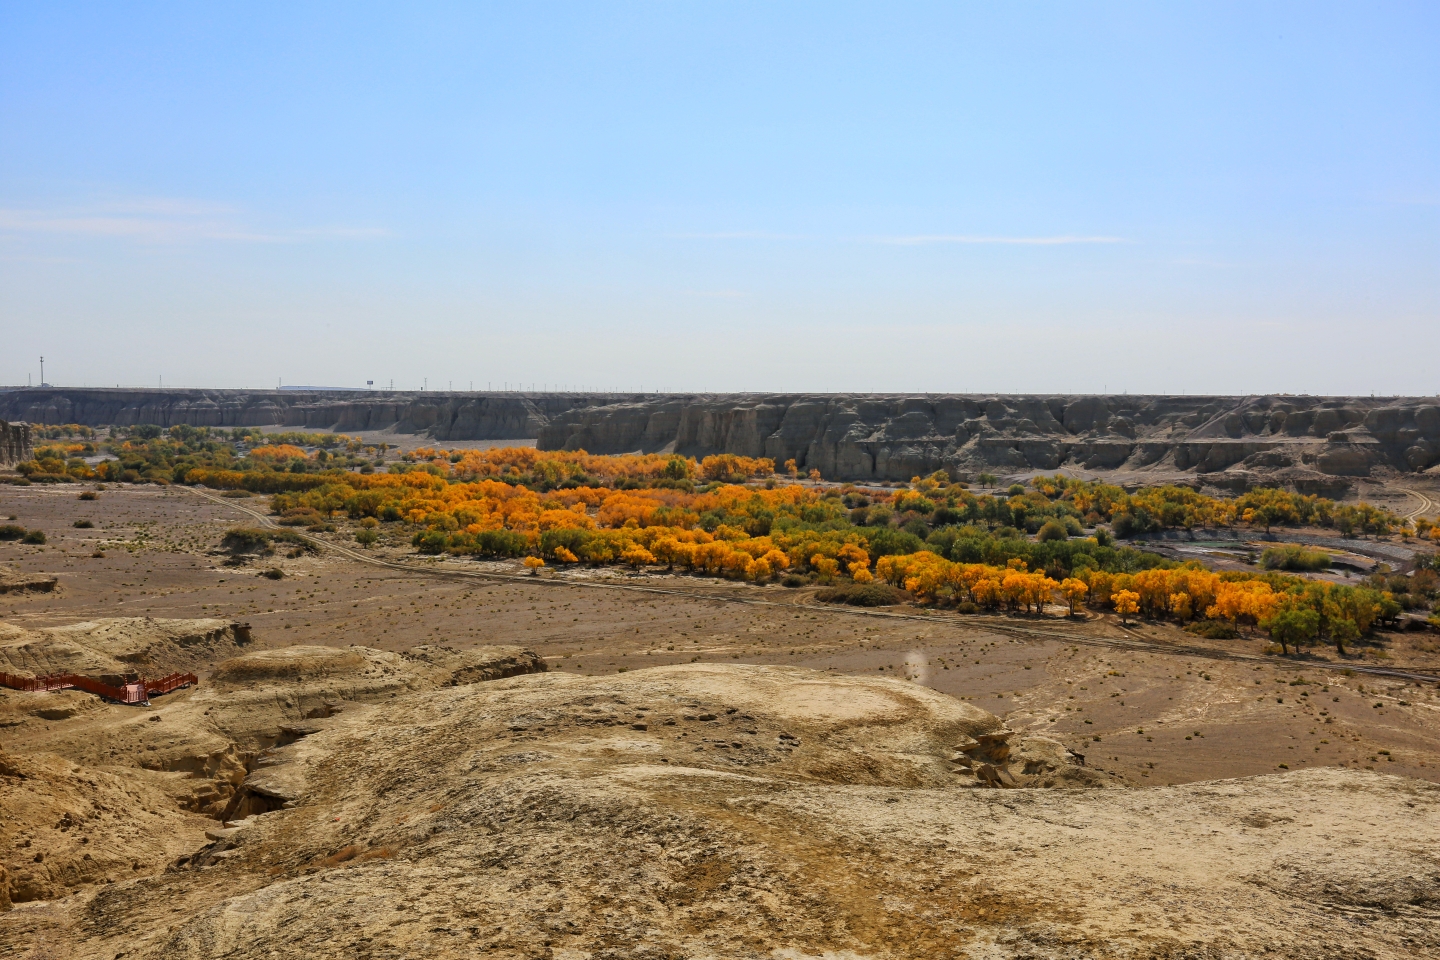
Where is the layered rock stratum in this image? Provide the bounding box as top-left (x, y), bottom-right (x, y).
top-left (4, 388), bottom-right (1440, 482)
top-left (0, 418), bottom-right (31, 468)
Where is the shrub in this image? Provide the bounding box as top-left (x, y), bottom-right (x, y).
top-left (1037, 519), bottom-right (1069, 542)
top-left (261, 568), bottom-right (285, 580)
top-left (73, 519), bottom-right (94, 529)
top-left (78, 490), bottom-right (99, 501)
top-left (901, 518), bottom-right (930, 539)
top-left (0, 525), bottom-right (26, 541)
top-left (220, 489), bottom-right (253, 498)
top-left (355, 528), bottom-right (380, 546)
top-left (91, 550), bottom-right (105, 558)
top-left (21, 530), bottom-right (46, 545)
top-left (413, 530), bottom-right (450, 555)
top-left (1184, 620), bottom-right (1238, 640)
top-left (815, 583), bottom-right (909, 607)
top-left (1261, 545), bottom-right (1331, 572)
top-left (222, 528), bottom-right (275, 554)
top-left (781, 574), bottom-right (806, 588)
top-left (222, 527), bottom-right (315, 556)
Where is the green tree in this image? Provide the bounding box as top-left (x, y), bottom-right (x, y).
top-left (1262, 607), bottom-right (1318, 656)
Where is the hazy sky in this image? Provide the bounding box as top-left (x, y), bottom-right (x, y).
top-left (1, 3), bottom-right (1436, 395)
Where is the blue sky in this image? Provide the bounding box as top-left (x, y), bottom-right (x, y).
top-left (1, 2), bottom-right (1436, 394)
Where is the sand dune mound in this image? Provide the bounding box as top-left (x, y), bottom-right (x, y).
top-left (0, 618), bottom-right (248, 679)
top-left (10, 663), bottom-right (1435, 958)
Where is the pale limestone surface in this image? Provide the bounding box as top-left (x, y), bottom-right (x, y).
top-left (4, 662), bottom-right (1436, 959)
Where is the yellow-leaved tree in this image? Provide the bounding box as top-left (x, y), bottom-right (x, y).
top-left (1113, 589), bottom-right (1140, 625)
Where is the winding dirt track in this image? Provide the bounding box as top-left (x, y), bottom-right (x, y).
top-left (185, 487), bottom-right (1440, 687)
top-left (1400, 486), bottom-right (1437, 521)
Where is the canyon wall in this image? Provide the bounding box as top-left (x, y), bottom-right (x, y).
top-left (3, 389), bottom-right (1438, 484)
top-left (537, 393), bottom-right (1440, 488)
top-left (0, 389), bottom-right (631, 442)
top-left (0, 419), bottom-right (32, 468)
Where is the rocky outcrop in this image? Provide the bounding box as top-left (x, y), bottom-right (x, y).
top-left (540, 393), bottom-right (1440, 482)
top-left (0, 419), bottom-right (31, 468)
top-left (0, 618), bottom-right (252, 679)
top-left (14, 663), bottom-right (1439, 958)
top-left (0, 388), bottom-right (631, 439)
top-left (5, 389), bottom-right (1440, 483)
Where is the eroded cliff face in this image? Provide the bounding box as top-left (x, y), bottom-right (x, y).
top-left (538, 394), bottom-right (1440, 484)
top-left (0, 420), bottom-right (32, 468)
top-left (0, 389), bottom-right (628, 441)
top-left (4, 389), bottom-right (1439, 483)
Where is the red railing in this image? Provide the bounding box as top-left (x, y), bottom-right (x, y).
top-left (145, 672), bottom-right (199, 697)
top-left (0, 670), bottom-right (197, 704)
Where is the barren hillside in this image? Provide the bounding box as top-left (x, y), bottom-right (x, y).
top-left (3, 659), bottom-right (1436, 958)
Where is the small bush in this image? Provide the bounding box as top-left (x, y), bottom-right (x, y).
top-left (91, 550), bottom-right (106, 558)
top-left (78, 490), bottom-right (99, 501)
top-left (955, 600), bottom-right (979, 614)
top-left (1036, 519), bottom-right (1069, 542)
top-left (261, 568), bottom-right (285, 580)
top-left (815, 583), bottom-right (909, 607)
top-left (413, 530), bottom-right (450, 555)
top-left (0, 525), bottom-right (26, 541)
top-left (1261, 545), bottom-right (1331, 572)
top-left (73, 519), bottom-right (94, 529)
top-left (21, 530), bottom-right (46, 545)
top-left (355, 528), bottom-right (380, 546)
top-left (781, 574), bottom-right (806, 588)
top-left (220, 489), bottom-right (253, 498)
top-left (222, 527), bottom-right (315, 556)
top-left (1185, 620), bottom-right (1238, 640)
top-left (222, 528), bottom-right (275, 554)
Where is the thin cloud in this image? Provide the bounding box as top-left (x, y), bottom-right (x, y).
top-left (0, 199), bottom-right (387, 244)
top-left (873, 234), bottom-right (1127, 246)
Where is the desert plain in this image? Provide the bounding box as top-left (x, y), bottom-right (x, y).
top-left (1, 473), bottom-right (1439, 958)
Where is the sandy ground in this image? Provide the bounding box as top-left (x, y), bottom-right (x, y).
top-left (2, 482), bottom-right (1438, 790)
top-left (4, 482), bottom-right (1440, 957)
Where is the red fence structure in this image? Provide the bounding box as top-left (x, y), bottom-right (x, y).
top-left (0, 670), bottom-right (198, 704)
